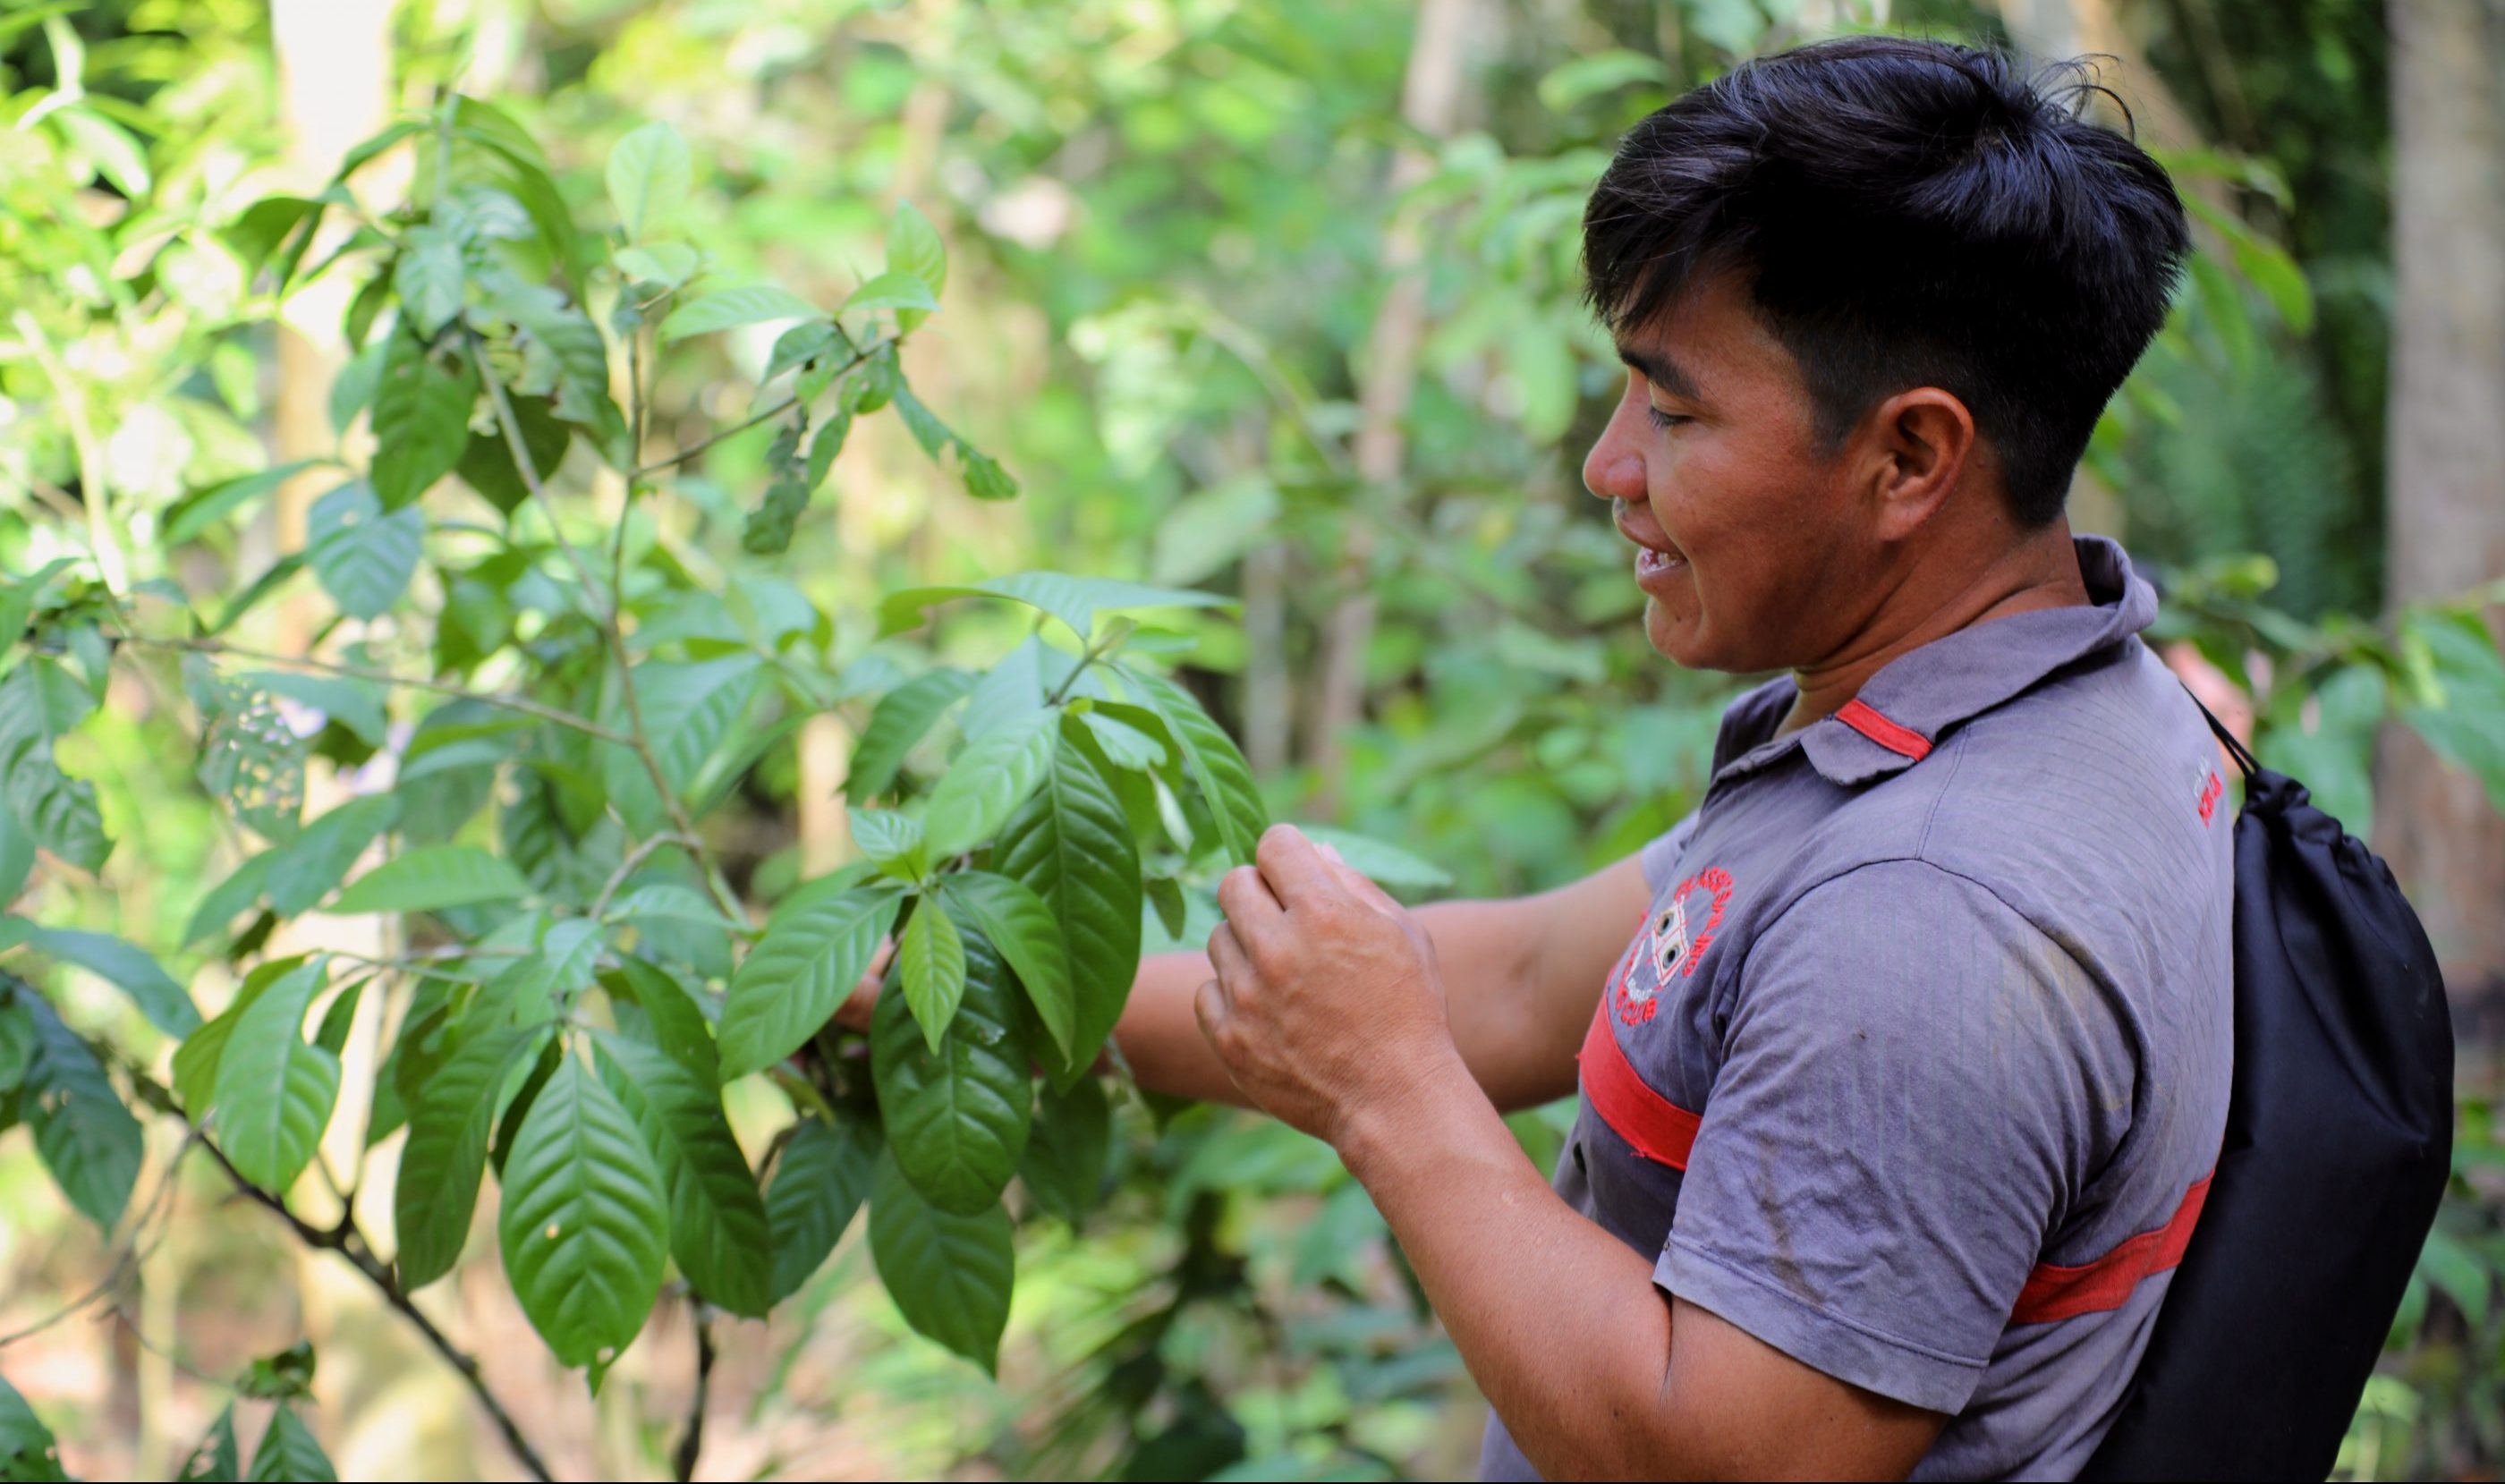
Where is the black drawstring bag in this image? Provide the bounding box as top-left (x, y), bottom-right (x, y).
top-left (2082, 705), bottom-right (2455, 1482)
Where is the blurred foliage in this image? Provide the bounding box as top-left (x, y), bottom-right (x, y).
top-left (0, 0), bottom-right (2499, 1480)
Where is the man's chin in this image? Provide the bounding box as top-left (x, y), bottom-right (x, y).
top-left (1643, 601), bottom-right (1727, 672)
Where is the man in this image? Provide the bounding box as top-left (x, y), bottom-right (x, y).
top-left (1116, 37), bottom-right (2230, 1481)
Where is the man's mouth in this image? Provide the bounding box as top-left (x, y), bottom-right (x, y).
top-left (1616, 507), bottom-right (1690, 581)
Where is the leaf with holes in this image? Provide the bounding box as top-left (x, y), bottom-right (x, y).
top-left (329, 845), bottom-right (529, 916)
top-left (21, 997), bottom-right (141, 1231)
top-left (0, 1370), bottom-right (64, 1481)
top-left (872, 926), bottom-right (1033, 1214)
top-left (369, 334), bottom-right (478, 510)
top-left (844, 668), bottom-right (977, 805)
top-left (766, 1115), bottom-right (879, 1303)
top-left (395, 1021), bottom-right (538, 1290)
top-left (308, 481), bottom-right (424, 620)
top-left (868, 1152), bottom-right (1014, 1373)
top-left (921, 708), bottom-right (1057, 861)
top-left (592, 1031), bottom-right (772, 1318)
top-left (995, 727), bottom-right (1141, 1081)
top-left (717, 881), bottom-right (901, 1080)
top-left (497, 1056), bottom-right (669, 1370)
top-left (210, 956), bottom-right (339, 1191)
top-left (896, 894), bottom-right (967, 1048)
top-left (193, 670), bottom-right (309, 844)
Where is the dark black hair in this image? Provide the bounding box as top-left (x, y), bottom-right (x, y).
top-left (1582, 36), bottom-right (2190, 526)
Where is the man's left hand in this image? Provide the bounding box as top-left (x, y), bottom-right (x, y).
top-left (1198, 824), bottom-right (1460, 1146)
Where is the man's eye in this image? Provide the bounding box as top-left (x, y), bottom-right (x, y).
top-left (1646, 405), bottom-right (1689, 430)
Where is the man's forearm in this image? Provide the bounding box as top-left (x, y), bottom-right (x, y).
top-left (1114, 897), bottom-right (1570, 1109)
top-left (1337, 1049), bottom-right (1680, 1480)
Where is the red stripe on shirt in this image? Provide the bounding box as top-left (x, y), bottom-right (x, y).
top-left (2008, 1173), bottom-right (2213, 1325)
top-left (1837, 698), bottom-right (1933, 760)
top-left (1579, 1001), bottom-right (2212, 1325)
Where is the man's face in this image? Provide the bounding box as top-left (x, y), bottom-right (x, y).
top-left (1583, 275), bottom-right (1871, 673)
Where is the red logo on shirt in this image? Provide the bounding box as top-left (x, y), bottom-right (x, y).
top-left (1611, 867), bottom-right (1736, 1026)
top-left (2197, 768), bottom-right (2223, 826)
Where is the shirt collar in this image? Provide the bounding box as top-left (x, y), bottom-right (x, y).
top-left (1709, 536), bottom-right (2157, 790)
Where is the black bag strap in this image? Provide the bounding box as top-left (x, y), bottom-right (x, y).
top-left (2182, 687), bottom-right (2259, 783)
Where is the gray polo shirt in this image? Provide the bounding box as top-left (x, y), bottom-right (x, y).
top-left (1482, 537), bottom-right (2233, 1481)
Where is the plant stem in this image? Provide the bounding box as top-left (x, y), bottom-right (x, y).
top-left (472, 338), bottom-right (748, 927)
top-left (588, 830), bottom-right (700, 920)
top-left (671, 1301), bottom-right (714, 1484)
top-left (127, 634), bottom-right (633, 743)
top-left (13, 310), bottom-right (128, 593)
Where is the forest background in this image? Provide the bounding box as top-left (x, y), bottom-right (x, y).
top-left (2, 0), bottom-right (2502, 1480)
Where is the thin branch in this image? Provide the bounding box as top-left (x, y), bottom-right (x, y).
top-left (589, 830), bottom-right (699, 921)
top-left (626, 336), bottom-right (886, 483)
top-left (671, 1301), bottom-right (715, 1484)
top-left (128, 635), bottom-right (633, 744)
top-left (0, 1131), bottom-right (193, 1349)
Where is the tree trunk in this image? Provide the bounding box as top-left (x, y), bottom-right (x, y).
top-left (1307, 0), bottom-right (1477, 813)
top-left (2375, 0), bottom-right (2505, 998)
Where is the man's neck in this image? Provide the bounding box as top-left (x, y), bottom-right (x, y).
top-left (1782, 522), bottom-right (2091, 734)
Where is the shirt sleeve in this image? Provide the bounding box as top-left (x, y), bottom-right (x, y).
top-left (1656, 859), bottom-right (2129, 1414)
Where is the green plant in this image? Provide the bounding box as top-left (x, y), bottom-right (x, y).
top-left (0, 91), bottom-right (1286, 1480)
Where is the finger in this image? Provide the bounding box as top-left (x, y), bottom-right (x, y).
top-left (1193, 976), bottom-right (1230, 1046)
top-left (1206, 920), bottom-right (1255, 990)
top-left (1253, 823), bottom-right (1338, 909)
top-left (1329, 860), bottom-right (1405, 917)
top-left (1216, 863), bottom-right (1283, 925)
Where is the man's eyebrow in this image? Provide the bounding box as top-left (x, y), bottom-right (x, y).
top-left (1616, 343), bottom-right (1703, 402)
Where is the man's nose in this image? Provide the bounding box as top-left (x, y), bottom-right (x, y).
top-left (1583, 423), bottom-right (1644, 505)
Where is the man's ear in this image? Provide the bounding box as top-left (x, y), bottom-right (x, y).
top-left (1860, 387), bottom-right (1975, 541)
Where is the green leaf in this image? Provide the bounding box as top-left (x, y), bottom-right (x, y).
top-left (163, 461), bottom-right (322, 546)
top-left (938, 871), bottom-right (1074, 1060)
top-left (1, 920), bottom-right (200, 1037)
top-left (369, 333), bottom-right (479, 511)
top-left (191, 666), bottom-right (308, 842)
top-left (487, 276), bottom-right (628, 465)
top-left (264, 793), bottom-right (400, 918)
top-left (600, 958), bottom-right (718, 1080)
top-left (242, 1405), bottom-right (335, 1484)
top-left (329, 844), bottom-right (529, 915)
top-left (394, 225), bottom-right (467, 338)
top-left (1116, 664), bottom-right (1268, 864)
top-left (21, 997), bottom-right (141, 1231)
top-left (0, 658), bottom-right (109, 873)
top-left (868, 1151), bottom-right (1014, 1373)
top-left (245, 673), bottom-right (390, 749)
top-left (395, 1021), bottom-right (537, 1290)
top-left (184, 852), bottom-right (276, 948)
top-left (210, 957), bottom-right (340, 1191)
top-left (921, 708), bottom-right (1057, 860)
top-left (454, 394), bottom-right (571, 515)
top-left (174, 957), bottom-right (311, 1118)
top-left (871, 926), bottom-right (1033, 1213)
top-left (174, 1403), bottom-right (238, 1483)
top-left (717, 882), bottom-right (902, 1079)
top-left (844, 668), bottom-right (978, 805)
top-left (55, 105), bottom-right (149, 197)
top-left (995, 729), bottom-right (1142, 1081)
top-left (896, 895), bottom-right (967, 1048)
top-left (614, 242), bottom-right (697, 289)
top-left (764, 320), bottom-right (846, 385)
top-left (1020, 1076), bottom-right (1112, 1225)
top-left (0, 1001), bottom-right (30, 1094)
top-left (1296, 825), bottom-right (1453, 890)
top-left (0, 1371), bottom-right (66, 1481)
top-left (225, 193), bottom-right (322, 277)
top-left (878, 571), bottom-right (1232, 643)
top-left (658, 284), bottom-right (821, 342)
top-left (606, 121), bottom-right (692, 242)
top-left (306, 481), bottom-right (424, 621)
top-left (887, 202), bottom-right (947, 335)
top-left (497, 1056), bottom-right (670, 1370)
top-left (842, 270), bottom-right (938, 317)
top-left (600, 657), bottom-right (760, 834)
top-left (848, 808), bottom-right (927, 881)
top-left (592, 1031), bottom-right (773, 1318)
top-left (766, 1115), bottom-right (879, 1303)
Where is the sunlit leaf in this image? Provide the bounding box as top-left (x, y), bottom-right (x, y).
top-left (995, 729), bottom-right (1142, 1081)
top-left (658, 284), bottom-right (820, 342)
top-left (210, 956), bottom-right (339, 1191)
top-left (844, 668), bottom-right (977, 805)
top-left (921, 708), bottom-right (1057, 860)
top-left (717, 882), bottom-right (901, 1079)
top-left (328, 844), bottom-right (529, 915)
top-left (497, 1056), bottom-right (669, 1370)
top-left (606, 120), bottom-right (692, 242)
